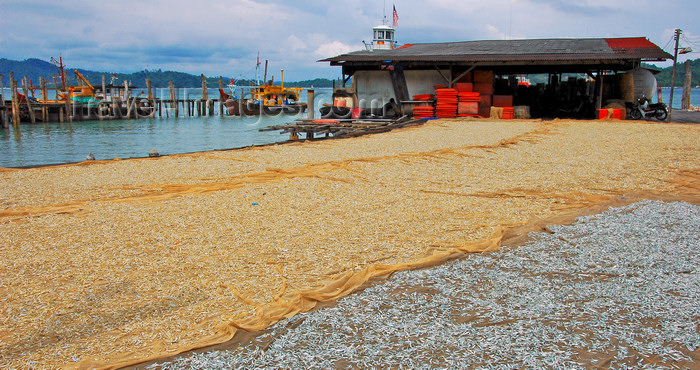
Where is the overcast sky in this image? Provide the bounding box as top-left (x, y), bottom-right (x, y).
top-left (1, 0), bottom-right (698, 80)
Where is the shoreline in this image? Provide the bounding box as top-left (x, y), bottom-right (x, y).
top-left (0, 118), bottom-right (698, 368)
top-left (1, 111), bottom-right (699, 171)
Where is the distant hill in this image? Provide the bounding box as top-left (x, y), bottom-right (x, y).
top-left (0, 58), bottom-right (336, 88)
top-left (6, 57), bottom-right (695, 90)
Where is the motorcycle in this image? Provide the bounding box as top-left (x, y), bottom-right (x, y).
top-left (627, 97), bottom-right (668, 121)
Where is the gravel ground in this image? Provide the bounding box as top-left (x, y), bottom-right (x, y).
top-left (149, 200), bottom-right (700, 369)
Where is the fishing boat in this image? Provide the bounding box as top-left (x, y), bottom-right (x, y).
top-left (220, 58), bottom-right (307, 116)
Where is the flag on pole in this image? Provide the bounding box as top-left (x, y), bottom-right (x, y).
top-left (392, 5), bottom-right (398, 27)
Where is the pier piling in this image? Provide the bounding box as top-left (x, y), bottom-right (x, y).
top-left (218, 76), bottom-right (224, 116)
top-left (21, 76), bottom-right (37, 123)
top-left (682, 61), bottom-right (692, 110)
top-left (0, 74), bottom-right (6, 129)
top-left (10, 72), bottom-right (19, 128)
top-left (40, 78), bottom-right (48, 122)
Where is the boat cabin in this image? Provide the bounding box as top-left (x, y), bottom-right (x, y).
top-left (370, 25), bottom-right (396, 50)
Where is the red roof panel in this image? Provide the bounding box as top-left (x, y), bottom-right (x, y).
top-left (605, 37), bottom-right (657, 49)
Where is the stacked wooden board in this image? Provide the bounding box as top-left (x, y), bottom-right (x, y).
top-left (435, 89), bottom-right (459, 118)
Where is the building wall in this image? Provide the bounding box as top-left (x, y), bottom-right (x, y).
top-left (405, 70), bottom-right (449, 97)
top-left (354, 69), bottom-right (449, 108)
top-left (354, 71), bottom-right (393, 110)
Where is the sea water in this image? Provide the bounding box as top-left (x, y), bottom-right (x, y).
top-left (0, 87), bottom-right (697, 168)
top-left (0, 88), bottom-right (337, 168)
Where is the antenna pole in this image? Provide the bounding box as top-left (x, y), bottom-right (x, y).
top-left (383, 0), bottom-right (387, 25)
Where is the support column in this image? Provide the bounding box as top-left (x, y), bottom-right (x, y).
top-left (595, 71), bottom-right (603, 111)
top-left (307, 89), bottom-right (315, 120)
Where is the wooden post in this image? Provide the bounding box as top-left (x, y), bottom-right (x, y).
top-left (146, 78), bottom-right (153, 101)
top-left (126, 85), bottom-right (133, 120)
top-left (112, 96), bottom-right (119, 119)
top-left (0, 73), bottom-right (6, 129)
top-left (201, 74), bottom-right (208, 116)
top-left (169, 82), bottom-right (178, 117)
top-left (218, 76), bottom-right (224, 115)
top-left (40, 78), bottom-right (48, 122)
top-left (657, 86), bottom-right (664, 104)
top-left (682, 60), bottom-right (692, 110)
top-left (97, 75), bottom-right (105, 120)
top-left (65, 98), bottom-right (71, 122)
top-left (307, 89), bottom-right (315, 120)
top-left (10, 72), bottom-right (20, 127)
top-left (168, 82), bottom-right (173, 114)
top-left (102, 74), bottom-right (106, 101)
top-left (146, 78), bottom-right (155, 117)
top-left (21, 77), bottom-right (36, 123)
top-left (52, 74), bottom-right (63, 120)
top-left (63, 75), bottom-right (72, 122)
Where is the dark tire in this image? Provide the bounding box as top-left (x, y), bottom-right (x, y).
top-left (655, 109), bottom-right (668, 121)
top-left (629, 109), bottom-right (642, 120)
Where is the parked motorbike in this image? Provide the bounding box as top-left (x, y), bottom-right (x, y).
top-left (627, 97), bottom-right (668, 121)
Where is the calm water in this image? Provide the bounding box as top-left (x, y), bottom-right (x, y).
top-left (0, 88), bottom-right (337, 168)
top-left (0, 87), bottom-right (697, 168)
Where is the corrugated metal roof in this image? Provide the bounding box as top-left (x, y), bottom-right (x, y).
top-left (321, 37), bottom-right (671, 64)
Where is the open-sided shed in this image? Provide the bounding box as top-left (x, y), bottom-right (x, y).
top-left (320, 37), bottom-right (672, 119)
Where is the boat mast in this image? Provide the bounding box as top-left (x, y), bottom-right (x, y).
top-left (255, 51), bottom-right (261, 86)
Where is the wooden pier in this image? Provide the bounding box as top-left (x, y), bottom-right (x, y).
top-left (0, 73), bottom-right (227, 128)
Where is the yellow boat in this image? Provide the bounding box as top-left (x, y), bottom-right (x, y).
top-left (220, 59), bottom-right (307, 116)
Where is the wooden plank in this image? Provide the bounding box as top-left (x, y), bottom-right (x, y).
top-left (389, 67), bottom-right (409, 104)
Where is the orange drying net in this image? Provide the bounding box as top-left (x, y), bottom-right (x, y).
top-left (0, 119), bottom-right (698, 369)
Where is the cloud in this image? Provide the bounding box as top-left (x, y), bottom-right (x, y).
top-left (1, 0), bottom-right (698, 79)
top-left (315, 41), bottom-right (356, 59)
top-left (484, 25), bottom-right (508, 41)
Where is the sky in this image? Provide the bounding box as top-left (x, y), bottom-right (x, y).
top-left (1, 0), bottom-right (699, 81)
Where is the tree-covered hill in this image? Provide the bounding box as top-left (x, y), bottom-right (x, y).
top-left (649, 59), bottom-right (700, 87)
top-left (0, 58), bottom-right (335, 88)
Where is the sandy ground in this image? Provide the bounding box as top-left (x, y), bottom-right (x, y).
top-left (0, 118), bottom-right (698, 368)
